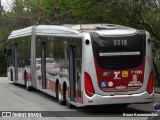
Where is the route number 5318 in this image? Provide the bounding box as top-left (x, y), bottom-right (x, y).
top-left (114, 40), bottom-right (127, 46)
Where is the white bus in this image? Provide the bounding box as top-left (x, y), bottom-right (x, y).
top-left (6, 24), bottom-right (154, 107)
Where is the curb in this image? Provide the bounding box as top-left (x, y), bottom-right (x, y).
top-left (155, 93), bottom-right (160, 99)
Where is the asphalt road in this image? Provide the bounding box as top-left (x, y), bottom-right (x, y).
top-left (0, 77), bottom-right (159, 120)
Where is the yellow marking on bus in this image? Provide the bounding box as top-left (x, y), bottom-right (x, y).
top-left (122, 71), bottom-right (128, 77)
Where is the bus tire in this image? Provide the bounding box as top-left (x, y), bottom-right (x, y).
top-left (65, 89), bottom-right (74, 108)
top-left (57, 84), bottom-right (64, 105)
top-left (24, 71), bottom-right (27, 86)
top-left (56, 81), bottom-right (59, 100)
top-left (10, 70), bottom-right (13, 81)
top-left (26, 80), bottom-right (32, 91)
top-left (11, 70), bottom-right (16, 85)
top-left (63, 83), bottom-right (67, 105)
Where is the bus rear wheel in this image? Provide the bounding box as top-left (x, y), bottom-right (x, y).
top-left (57, 84), bottom-right (65, 105)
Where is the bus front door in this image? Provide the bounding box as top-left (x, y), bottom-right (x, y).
top-left (69, 45), bottom-right (76, 101)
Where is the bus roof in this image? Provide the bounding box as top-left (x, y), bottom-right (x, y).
top-left (8, 24), bottom-right (137, 39)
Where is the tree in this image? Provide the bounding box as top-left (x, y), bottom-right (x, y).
top-left (0, 0), bottom-right (160, 77)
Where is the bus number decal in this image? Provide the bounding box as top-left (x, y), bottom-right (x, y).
top-left (131, 70), bottom-right (142, 74)
top-left (114, 40), bottom-right (127, 46)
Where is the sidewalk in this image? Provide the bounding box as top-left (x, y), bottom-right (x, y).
top-left (155, 86), bottom-right (160, 94)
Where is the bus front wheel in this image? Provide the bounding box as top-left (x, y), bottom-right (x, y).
top-left (57, 84), bottom-right (65, 105)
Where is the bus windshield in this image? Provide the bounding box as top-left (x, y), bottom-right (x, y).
top-left (90, 32), bottom-right (146, 70)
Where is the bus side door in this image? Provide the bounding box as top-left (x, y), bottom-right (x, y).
top-left (68, 45), bottom-right (76, 101)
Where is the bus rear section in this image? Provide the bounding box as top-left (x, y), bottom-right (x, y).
top-left (83, 30), bottom-right (153, 106)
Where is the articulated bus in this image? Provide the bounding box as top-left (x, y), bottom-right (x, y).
top-left (6, 24), bottom-right (154, 107)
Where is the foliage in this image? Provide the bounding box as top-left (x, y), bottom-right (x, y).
top-left (0, 0), bottom-right (160, 77)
